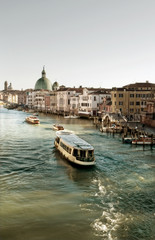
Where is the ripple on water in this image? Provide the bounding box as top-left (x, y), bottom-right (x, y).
top-left (0, 108), bottom-right (155, 240)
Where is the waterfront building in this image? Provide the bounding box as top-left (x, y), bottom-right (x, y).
top-left (48, 91), bottom-right (57, 113)
top-left (111, 81), bottom-right (155, 121)
top-left (56, 88), bottom-right (83, 115)
top-left (141, 100), bottom-right (155, 127)
top-left (78, 88), bottom-right (111, 117)
top-left (26, 89), bottom-right (35, 108)
top-left (70, 95), bottom-right (80, 116)
top-left (17, 90), bottom-right (27, 105)
top-left (33, 90), bottom-right (50, 111)
top-left (3, 92), bottom-right (18, 104)
top-left (69, 89), bottom-right (83, 115)
top-left (98, 97), bottom-right (112, 114)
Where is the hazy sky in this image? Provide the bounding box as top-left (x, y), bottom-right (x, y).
top-left (0, 0), bottom-right (155, 90)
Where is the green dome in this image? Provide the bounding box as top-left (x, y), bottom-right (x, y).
top-left (35, 67), bottom-right (52, 91)
top-left (52, 81), bottom-right (59, 90)
top-left (35, 77), bottom-right (52, 90)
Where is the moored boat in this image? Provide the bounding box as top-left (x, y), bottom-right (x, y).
top-left (25, 116), bottom-right (40, 124)
top-left (132, 135), bottom-right (155, 145)
top-left (52, 124), bottom-right (64, 131)
top-left (123, 137), bottom-right (133, 144)
top-left (54, 131), bottom-right (95, 166)
top-left (123, 136), bottom-right (136, 144)
top-left (64, 115), bottom-right (79, 119)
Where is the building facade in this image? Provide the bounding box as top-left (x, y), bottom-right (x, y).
top-left (111, 82), bottom-right (155, 121)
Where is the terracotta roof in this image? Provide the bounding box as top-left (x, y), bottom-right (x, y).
top-left (89, 90), bottom-right (110, 95)
top-left (123, 82), bottom-right (155, 88)
top-left (57, 87), bottom-right (83, 93)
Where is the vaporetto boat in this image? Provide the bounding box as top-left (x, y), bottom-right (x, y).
top-left (25, 116), bottom-right (40, 124)
top-left (54, 131), bottom-right (95, 166)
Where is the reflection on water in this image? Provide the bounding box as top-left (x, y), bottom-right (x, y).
top-left (0, 107), bottom-right (155, 240)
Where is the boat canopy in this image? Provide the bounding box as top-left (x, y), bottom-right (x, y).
top-left (56, 131), bottom-right (94, 150)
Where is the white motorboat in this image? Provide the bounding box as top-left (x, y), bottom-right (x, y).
top-left (52, 124), bottom-right (64, 131)
top-left (54, 131), bottom-right (95, 166)
top-left (25, 116), bottom-right (40, 124)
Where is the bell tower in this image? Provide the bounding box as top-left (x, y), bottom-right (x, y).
top-left (4, 81), bottom-right (8, 91)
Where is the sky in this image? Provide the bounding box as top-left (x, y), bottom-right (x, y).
top-left (0, 0), bottom-right (155, 90)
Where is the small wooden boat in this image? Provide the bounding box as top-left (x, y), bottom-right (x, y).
top-left (54, 130), bottom-right (95, 166)
top-left (52, 124), bottom-right (64, 131)
top-left (25, 116), bottom-right (40, 124)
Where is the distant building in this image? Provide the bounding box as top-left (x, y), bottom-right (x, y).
top-left (4, 81), bottom-right (13, 91)
top-left (8, 83), bottom-right (13, 90)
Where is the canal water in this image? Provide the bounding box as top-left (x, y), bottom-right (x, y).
top-left (0, 107), bottom-right (155, 240)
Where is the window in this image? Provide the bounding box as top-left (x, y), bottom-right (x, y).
top-left (73, 149), bottom-right (78, 157)
top-left (68, 99), bottom-right (70, 105)
top-left (82, 96), bottom-right (88, 101)
top-left (80, 150), bottom-right (86, 158)
top-left (72, 104), bottom-right (76, 109)
top-left (136, 94), bottom-right (141, 98)
top-left (141, 101), bottom-right (145, 106)
top-left (94, 96), bottom-right (96, 101)
top-left (60, 142), bottom-right (71, 154)
top-left (81, 103), bottom-right (89, 106)
top-left (59, 98), bottom-right (63, 105)
top-left (130, 94), bottom-right (134, 98)
top-left (130, 102), bottom-right (134, 105)
top-left (136, 102), bottom-right (140, 105)
top-left (114, 94), bottom-right (116, 97)
top-left (119, 94), bottom-right (123, 97)
top-left (130, 109), bottom-right (134, 113)
top-left (119, 101), bottom-right (123, 105)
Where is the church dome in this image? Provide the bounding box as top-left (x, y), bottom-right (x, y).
top-left (35, 67), bottom-right (52, 91)
top-left (52, 81), bottom-right (59, 90)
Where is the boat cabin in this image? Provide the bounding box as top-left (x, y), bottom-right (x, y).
top-left (55, 131), bottom-right (95, 165)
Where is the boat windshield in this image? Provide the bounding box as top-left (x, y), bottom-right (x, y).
top-left (73, 149), bottom-right (94, 162)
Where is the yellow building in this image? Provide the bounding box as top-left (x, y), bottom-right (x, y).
top-left (111, 81), bottom-right (155, 121)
